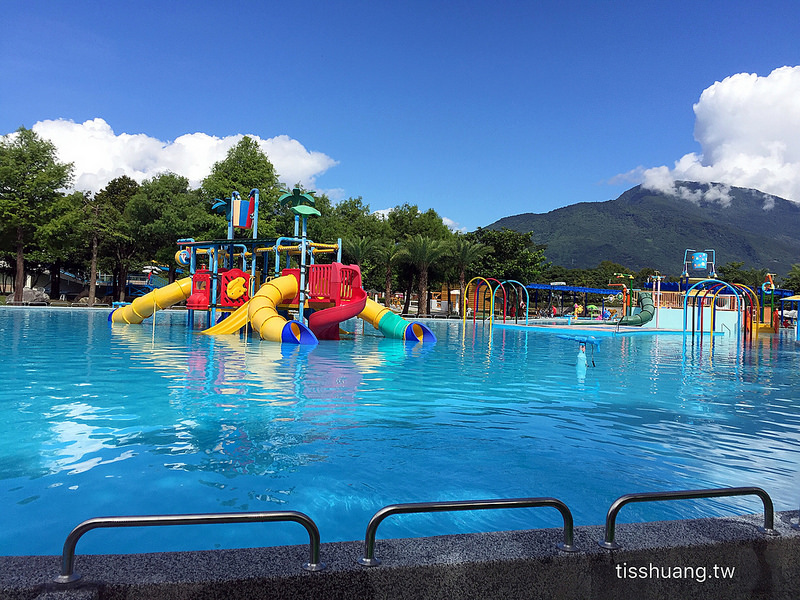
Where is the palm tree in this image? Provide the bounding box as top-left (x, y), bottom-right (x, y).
top-left (374, 240), bottom-right (407, 308)
top-left (451, 235), bottom-right (490, 308)
top-left (402, 234), bottom-right (448, 316)
top-left (783, 263), bottom-right (800, 292)
top-left (342, 236), bottom-right (379, 268)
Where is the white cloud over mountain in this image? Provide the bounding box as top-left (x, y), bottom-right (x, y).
top-left (28, 118), bottom-right (338, 194)
top-left (625, 66), bottom-right (800, 206)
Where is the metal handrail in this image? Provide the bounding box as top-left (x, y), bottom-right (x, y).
top-left (55, 510), bottom-right (325, 584)
top-left (357, 497), bottom-right (577, 566)
top-left (598, 486), bottom-right (779, 550)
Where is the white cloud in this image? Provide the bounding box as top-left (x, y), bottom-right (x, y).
top-left (26, 118), bottom-right (338, 194)
top-left (442, 216), bottom-right (467, 233)
top-left (634, 66), bottom-right (800, 207)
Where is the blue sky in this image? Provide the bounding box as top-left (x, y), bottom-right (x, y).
top-left (2, 1), bottom-right (800, 231)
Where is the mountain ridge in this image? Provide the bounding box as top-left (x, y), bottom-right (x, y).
top-left (485, 182), bottom-right (800, 275)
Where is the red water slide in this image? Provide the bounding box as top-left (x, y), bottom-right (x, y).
top-left (308, 287), bottom-right (367, 340)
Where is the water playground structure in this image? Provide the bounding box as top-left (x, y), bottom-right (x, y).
top-left (463, 248), bottom-right (796, 345)
top-left (109, 188), bottom-right (436, 346)
top-left (617, 250), bottom-right (794, 341)
top-left (613, 250), bottom-right (797, 344)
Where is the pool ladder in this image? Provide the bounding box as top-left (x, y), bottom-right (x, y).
top-left (597, 486), bottom-right (778, 549)
top-left (357, 497), bottom-right (578, 566)
top-left (54, 485), bottom-right (785, 584)
top-left (56, 511), bottom-right (324, 584)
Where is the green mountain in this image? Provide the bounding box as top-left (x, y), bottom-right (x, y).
top-left (485, 182), bottom-right (800, 276)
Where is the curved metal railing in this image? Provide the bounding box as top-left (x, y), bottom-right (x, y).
top-left (598, 486), bottom-right (778, 550)
top-left (357, 497), bottom-right (577, 566)
top-left (55, 510), bottom-right (324, 584)
top-left (52, 487), bottom-right (788, 582)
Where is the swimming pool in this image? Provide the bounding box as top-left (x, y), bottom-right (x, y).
top-left (1, 308), bottom-right (798, 556)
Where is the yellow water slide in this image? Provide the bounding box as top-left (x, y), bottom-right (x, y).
top-left (110, 277), bottom-right (192, 324)
top-left (246, 276), bottom-right (317, 344)
top-left (200, 302), bottom-right (251, 335)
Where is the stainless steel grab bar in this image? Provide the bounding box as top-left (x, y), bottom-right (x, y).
top-left (357, 497), bottom-right (577, 566)
top-left (598, 486), bottom-right (779, 550)
top-left (55, 510), bottom-right (324, 583)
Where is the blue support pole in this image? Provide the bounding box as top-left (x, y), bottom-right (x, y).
top-left (250, 189), bottom-right (259, 296)
top-left (209, 246), bottom-right (219, 328)
top-left (298, 217), bottom-right (308, 323)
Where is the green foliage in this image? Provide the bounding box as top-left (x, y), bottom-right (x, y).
top-left (716, 262), bottom-right (769, 291)
top-left (201, 137), bottom-right (281, 236)
top-left (467, 227), bottom-right (548, 283)
top-left (0, 126), bottom-right (73, 299)
top-left (387, 204), bottom-right (452, 240)
top-left (342, 236), bottom-right (380, 266)
top-left (36, 191), bottom-right (90, 271)
top-left (128, 173), bottom-right (220, 273)
top-left (306, 196), bottom-right (389, 247)
top-left (447, 235), bottom-right (491, 298)
top-left (0, 127), bottom-right (73, 231)
top-left (782, 264), bottom-right (800, 292)
top-left (95, 176), bottom-right (141, 300)
top-left (373, 239), bottom-right (406, 306)
top-left (401, 234), bottom-right (449, 315)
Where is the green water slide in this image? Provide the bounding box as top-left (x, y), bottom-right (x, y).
top-left (618, 291), bottom-right (655, 326)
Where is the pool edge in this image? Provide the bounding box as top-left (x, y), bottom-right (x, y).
top-left (3, 509), bottom-right (798, 600)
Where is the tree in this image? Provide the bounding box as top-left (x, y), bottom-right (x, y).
top-left (592, 261), bottom-right (633, 288)
top-left (384, 204), bottom-right (453, 312)
top-left (717, 262), bottom-right (748, 285)
top-left (127, 173), bottom-right (218, 281)
top-left (467, 228), bottom-right (548, 284)
top-left (450, 235), bottom-right (490, 303)
top-left (0, 127), bottom-right (73, 301)
top-left (402, 235), bottom-right (448, 316)
top-left (36, 191), bottom-right (94, 301)
top-left (783, 264), bottom-right (800, 293)
top-left (342, 236), bottom-right (379, 268)
top-left (320, 196), bottom-right (387, 241)
top-left (201, 137), bottom-right (281, 237)
top-left (374, 240), bottom-right (406, 307)
top-left (387, 203), bottom-right (452, 240)
top-left (717, 262), bottom-right (768, 291)
top-left (299, 192), bottom-right (334, 244)
top-left (96, 176), bottom-right (140, 301)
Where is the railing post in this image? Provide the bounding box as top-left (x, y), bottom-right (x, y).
top-left (55, 511), bottom-right (324, 584)
top-left (357, 497), bottom-right (576, 567)
top-left (598, 486), bottom-right (778, 550)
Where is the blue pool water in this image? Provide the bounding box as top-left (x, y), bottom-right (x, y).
top-left (1, 307), bottom-right (799, 556)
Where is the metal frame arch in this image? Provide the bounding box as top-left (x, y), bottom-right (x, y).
top-left (735, 284), bottom-right (761, 339)
top-left (481, 278), bottom-right (507, 326)
top-left (464, 277), bottom-right (492, 326)
top-left (682, 279), bottom-right (742, 339)
top-left (495, 280), bottom-right (530, 326)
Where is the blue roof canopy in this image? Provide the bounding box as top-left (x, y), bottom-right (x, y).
top-left (525, 283), bottom-right (622, 295)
